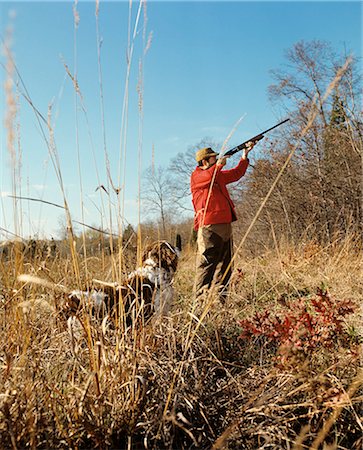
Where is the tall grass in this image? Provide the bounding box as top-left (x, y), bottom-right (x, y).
top-left (0, 236), bottom-right (361, 448)
top-left (0, 2), bottom-right (361, 449)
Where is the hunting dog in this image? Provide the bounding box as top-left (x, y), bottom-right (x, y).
top-left (63, 238), bottom-right (181, 327)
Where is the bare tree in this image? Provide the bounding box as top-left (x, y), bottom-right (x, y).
top-left (142, 165), bottom-right (174, 236)
top-left (234, 40), bottom-right (362, 248)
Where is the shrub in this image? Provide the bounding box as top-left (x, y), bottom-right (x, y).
top-left (239, 288), bottom-right (356, 366)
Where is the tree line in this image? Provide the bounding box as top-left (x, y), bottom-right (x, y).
top-left (142, 40), bottom-right (362, 251)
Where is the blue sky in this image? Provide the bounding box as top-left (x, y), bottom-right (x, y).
top-left (0, 1), bottom-right (361, 238)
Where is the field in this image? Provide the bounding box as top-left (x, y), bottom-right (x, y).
top-left (0, 236), bottom-right (361, 449)
top-left (1, 4), bottom-right (362, 448)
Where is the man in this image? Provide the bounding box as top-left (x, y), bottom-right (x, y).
top-left (190, 143), bottom-right (255, 300)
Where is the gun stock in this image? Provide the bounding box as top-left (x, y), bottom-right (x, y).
top-left (224, 118), bottom-right (290, 157)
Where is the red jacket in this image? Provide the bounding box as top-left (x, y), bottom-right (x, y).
top-left (191, 158), bottom-right (249, 230)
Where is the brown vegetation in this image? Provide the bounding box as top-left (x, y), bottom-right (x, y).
top-left (0, 235), bottom-right (361, 449)
top-left (1, 29), bottom-right (362, 450)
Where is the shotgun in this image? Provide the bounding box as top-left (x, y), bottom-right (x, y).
top-left (224, 118), bottom-right (290, 157)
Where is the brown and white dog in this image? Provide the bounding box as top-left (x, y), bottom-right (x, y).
top-left (63, 238), bottom-right (181, 327)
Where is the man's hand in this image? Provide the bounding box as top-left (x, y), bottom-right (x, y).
top-left (217, 156), bottom-right (228, 166)
top-left (241, 141), bottom-right (256, 160)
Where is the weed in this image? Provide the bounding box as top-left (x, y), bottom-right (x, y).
top-left (239, 287), bottom-right (357, 368)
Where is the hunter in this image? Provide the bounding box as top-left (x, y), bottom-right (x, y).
top-left (190, 142), bottom-right (255, 301)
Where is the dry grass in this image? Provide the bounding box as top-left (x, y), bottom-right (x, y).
top-left (0, 237), bottom-right (361, 449)
top-left (2, 3), bottom-right (360, 448)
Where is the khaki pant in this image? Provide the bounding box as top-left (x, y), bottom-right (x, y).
top-left (195, 224), bottom-right (233, 299)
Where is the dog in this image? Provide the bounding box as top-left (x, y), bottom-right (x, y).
top-left (17, 237), bottom-right (181, 356)
top-left (62, 237), bottom-right (181, 328)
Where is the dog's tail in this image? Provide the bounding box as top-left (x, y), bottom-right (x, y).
top-left (18, 274), bottom-right (69, 293)
top-left (176, 234), bottom-right (182, 252)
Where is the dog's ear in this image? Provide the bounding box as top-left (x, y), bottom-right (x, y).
top-left (175, 234), bottom-right (182, 252)
top-left (59, 292), bottom-right (81, 319)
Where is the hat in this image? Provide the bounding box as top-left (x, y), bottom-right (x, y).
top-left (195, 147), bottom-right (219, 162)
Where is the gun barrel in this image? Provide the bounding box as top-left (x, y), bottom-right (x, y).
top-left (260, 118), bottom-right (290, 135)
top-left (224, 118), bottom-right (290, 157)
